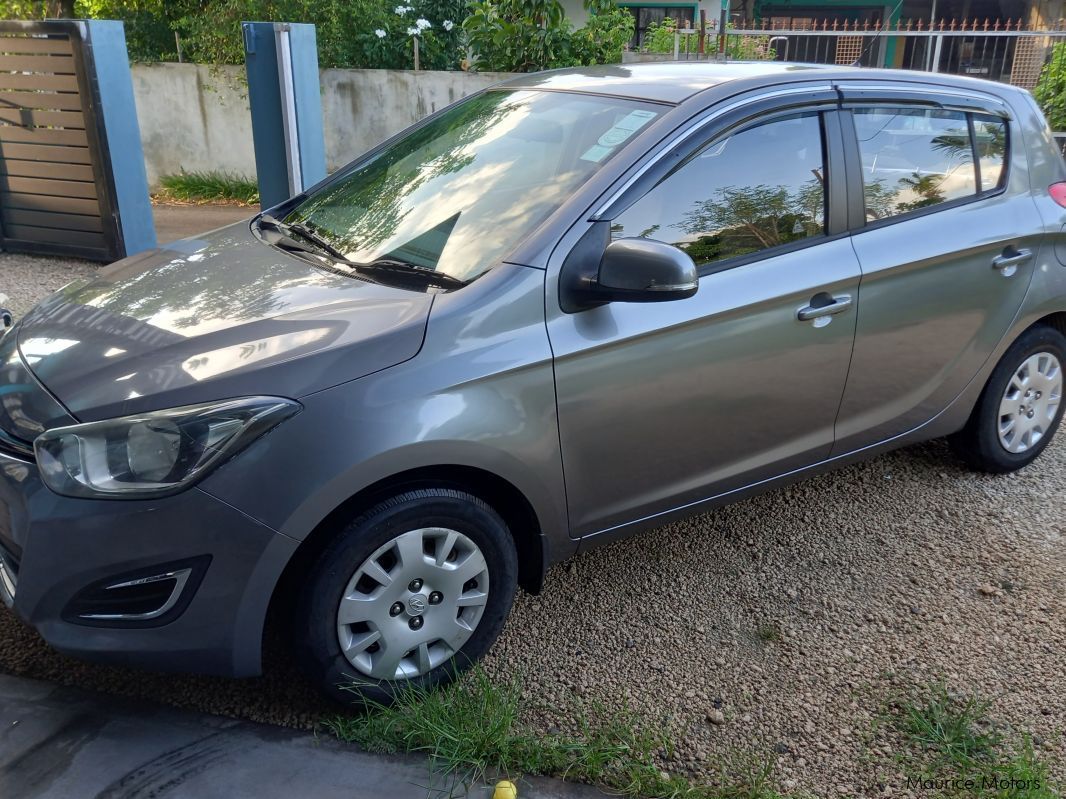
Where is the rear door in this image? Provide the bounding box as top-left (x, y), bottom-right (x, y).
top-left (831, 84), bottom-right (1040, 453)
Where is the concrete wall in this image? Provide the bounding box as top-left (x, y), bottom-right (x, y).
top-left (131, 63), bottom-right (257, 187)
top-left (130, 62), bottom-right (515, 187)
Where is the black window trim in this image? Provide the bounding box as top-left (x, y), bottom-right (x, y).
top-left (595, 97), bottom-right (849, 280)
top-left (837, 99), bottom-right (1012, 234)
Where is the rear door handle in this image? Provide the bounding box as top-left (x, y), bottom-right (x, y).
top-left (797, 293), bottom-right (852, 322)
top-left (992, 248), bottom-right (1032, 276)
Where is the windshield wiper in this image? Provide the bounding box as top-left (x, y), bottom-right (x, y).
top-left (257, 215), bottom-right (465, 290)
top-left (351, 259), bottom-right (466, 290)
top-left (258, 214), bottom-right (350, 261)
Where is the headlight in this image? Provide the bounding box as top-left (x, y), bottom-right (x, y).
top-left (34, 397), bottom-right (300, 499)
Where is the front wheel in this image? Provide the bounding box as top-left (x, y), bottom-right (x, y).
top-left (294, 489), bottom-right (518, 705)
top-left (950, 325), bottom-right (1065, 473)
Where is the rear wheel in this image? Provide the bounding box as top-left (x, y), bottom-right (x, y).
top-left (950, 325), bottom-right (1065, 473)
top-left (294, 489), bottom-right (517, 705)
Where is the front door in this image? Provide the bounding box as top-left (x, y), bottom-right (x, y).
top-left (832, 95), bottom-right (1040, 453)
top-left (548, 108), bottom-right (862, 538)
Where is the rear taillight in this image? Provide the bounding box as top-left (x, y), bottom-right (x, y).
top-left (1050, 182), bottom-right (1066, 208)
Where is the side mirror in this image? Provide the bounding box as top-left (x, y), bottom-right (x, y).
top-left (594, 238), bottom-right (699, 303)
top-left (558, 224), bottom-right (700, 313)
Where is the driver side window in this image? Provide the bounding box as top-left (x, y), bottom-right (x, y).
top-left (610, 112), bottom-right (828, 269)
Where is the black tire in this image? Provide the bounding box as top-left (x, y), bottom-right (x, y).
top-left (294, 488), bottom-right (518, 706)
top-left (950, 325), bottom-right (1066, 473)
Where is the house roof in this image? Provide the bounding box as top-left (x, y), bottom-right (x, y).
top-left (494, 61), bottom-right (835, 104)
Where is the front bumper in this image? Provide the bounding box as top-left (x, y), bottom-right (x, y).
top-left (0, 449), bottom-right (299, 677)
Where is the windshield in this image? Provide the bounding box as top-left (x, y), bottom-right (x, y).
top-left (282, 90), bottom-right (662, 284)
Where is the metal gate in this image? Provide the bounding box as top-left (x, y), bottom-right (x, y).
top-left (0, 20), bottom-right (125, 261)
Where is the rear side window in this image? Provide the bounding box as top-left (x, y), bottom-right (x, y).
top-left (974, 115), bottom-right (1008, 192)
top-left (610, 112), bottom-right (827, 269)
top-left (853, 107), bottom-right (1008, 222)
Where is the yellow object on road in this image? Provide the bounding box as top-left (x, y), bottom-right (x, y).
top-left (493, 779), bottom-right (518, 799)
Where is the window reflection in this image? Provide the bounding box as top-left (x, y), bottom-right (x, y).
top-left (974, 116), bottom-right (1008, 192)
top-left (287, 91), bottom-right (662, 284)
top-left (854, 108), bottom-right (977, 221)
top-left (610, 113), bottom-right (827, 267)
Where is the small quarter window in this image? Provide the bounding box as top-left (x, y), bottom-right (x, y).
top-left (853, 108), bottom-right (976, 221)
top-left (973, 115), bottom-right (1008, 192)
top-left (610, 112), bottom-right (827, 269)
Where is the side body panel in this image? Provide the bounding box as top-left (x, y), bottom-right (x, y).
top-left (548, 238), bottom-right (861, 537)
top-left (545, 95), bottom-right (862, 538)
top-left (200, 262), bottom-right (573, 560)
top-left (832, 85), bottom-right (1043, 453)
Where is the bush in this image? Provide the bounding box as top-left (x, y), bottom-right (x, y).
top-left (641, 16), bottom-right (776, 60)
top-left (1034, 42), bottom-right (1066, 131)
top-left (2, 0), bottom-right (634, 70)
top-left (569, 0), bottom-right (633, 66)
top-left (1, 0), bottom-right (470, 69)
top-left (463, 0), bottom-right (633, 72)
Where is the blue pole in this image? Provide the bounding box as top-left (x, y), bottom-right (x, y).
top-left (83, 20), bottom-right (157, 256)
top-left (243, 22), bottom-right (326, 210)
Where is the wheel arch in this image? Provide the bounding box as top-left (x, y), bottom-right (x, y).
top-left (1033, 310), bottom-right (1066, 338)
top-left (947, 309), bottom-right (1066, 435)
top-left (266, 465), bottom-right (548, 634)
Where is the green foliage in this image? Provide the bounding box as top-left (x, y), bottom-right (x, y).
top-left (641, 15), bottom-right (679, 54)
top-left (325, 666), bottom-right (787, 798)
top-left (567, 0), bottom-right (633, 67)
top-left (463, 0), bottom-right (633, 73)
top-left (0, 0), bottom-right (470, 69)
top-left (1034, 42), bottom-right (1066, 131)
top-left (462, 0), bottom-right (572, 72)
top-left (891, 683), bottom-right (1060, 798)
top-left (0, 1), bottom-right (179, 60)
top-left (640, 17), bottom-right (776, 60)
top-left (157, 170), bottom-right (259, 205)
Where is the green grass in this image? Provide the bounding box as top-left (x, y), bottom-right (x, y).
top-left (323, 667), bottom-right (786, 799)
top-left (755, 622), bottom-right (782, 643)
top-left (891, 684), bottom-right (1060, 798)
top-left (156, 170), bottom-right (259, 205)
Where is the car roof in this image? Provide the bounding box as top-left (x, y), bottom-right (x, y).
top-left (494, 61), bottom-right (1024, 105)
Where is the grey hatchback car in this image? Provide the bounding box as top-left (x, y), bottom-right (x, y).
top-left (2, 62), bottom-right (1066, 703)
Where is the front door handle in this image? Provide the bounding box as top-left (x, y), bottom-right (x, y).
top-left (797, 293), bottom-right (852, 322)
top-left (992, 247), bottom-right (1032, 277)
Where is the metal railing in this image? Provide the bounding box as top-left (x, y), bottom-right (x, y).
top-left (627, 18), bottom-right (1066, 90)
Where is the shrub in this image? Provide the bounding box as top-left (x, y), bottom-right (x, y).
top-left (463, 0), bottom-right (633, 73)
top-left (641, 16), bottom-right (776, 60)
top-left (1034, 42), bottom-right (1066, 131)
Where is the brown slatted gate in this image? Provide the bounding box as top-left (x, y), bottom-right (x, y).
top-left (0, 20), bottom-right (119, 260)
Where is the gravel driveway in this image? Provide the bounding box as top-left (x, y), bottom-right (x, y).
top-left (1, 252), bottom-right (1063, 796)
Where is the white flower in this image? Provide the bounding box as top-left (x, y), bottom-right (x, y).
top-left (443, 19), bottom-right (454, 30)
top-left (375, 28), bottom-right (387, 38)
top-left (406, 25), bottom-right (419, 35)
top-left (394, 5), bottom-right (407, 13)
top-left (416, 17), bottom-right (432, 30)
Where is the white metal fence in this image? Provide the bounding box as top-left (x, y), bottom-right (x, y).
top-left (639, 19), bottom-right (1066, 90)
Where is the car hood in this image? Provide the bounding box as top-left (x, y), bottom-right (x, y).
top-left (16, 223), bottom-right (433, 421)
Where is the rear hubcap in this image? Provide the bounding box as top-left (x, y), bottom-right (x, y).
top-left (335, 527), bottom-right (490, 681)
top-left (998, 351), bottom-right (1062, 454)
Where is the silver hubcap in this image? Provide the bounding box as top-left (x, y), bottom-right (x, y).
top-left (336, 527), bottom-right (490, 681)
top-left (998, 351), bottom-right (1062, 454)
